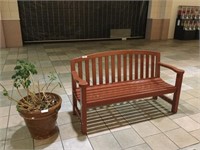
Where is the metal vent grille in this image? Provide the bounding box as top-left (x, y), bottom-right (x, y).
top-left (18, 1), bottom-right (149, 43)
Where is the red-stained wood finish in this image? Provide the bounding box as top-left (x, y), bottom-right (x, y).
top-left (70, 50), bottom-right (184, 134)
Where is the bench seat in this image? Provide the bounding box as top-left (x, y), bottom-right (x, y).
top-left (75, 78), bottom-right (176, 107)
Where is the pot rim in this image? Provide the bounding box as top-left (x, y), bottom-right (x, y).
top-left (18, 92), bottom-right (62, 116)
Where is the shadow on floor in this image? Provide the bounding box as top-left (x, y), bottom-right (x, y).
top-left (73, 98), bottom-right (173, 134)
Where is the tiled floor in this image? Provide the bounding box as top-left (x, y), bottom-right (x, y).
top-left (0, 39), bottom-right (200, 150)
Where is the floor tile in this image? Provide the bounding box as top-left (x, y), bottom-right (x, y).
top-left (112, 128), bottom-right (144, 149)
top-left (34, 132), bottom-right (60, 147)
top-left (5, 138), bottom-right (33, 150)
top-left (189, 113), bottom-right (200, 124)
top-left (179, 103), bottom-right (200, 115)
top-left (62, 136), bottom-right (93, 150)
top-left (9, 105), bottom-right (18, 115)
top-left (8, 114), bottom-right (25, 128)
top-left (144, 133), bottom-right (179, 150)
top-left (2, 65), bottom-right (16, 72)
top-left (87, 129), bottom-right (111, 138)
top-left (125, 143), bottom-right (152, 150)
top-left (59, 123), bottom-right (82, 140)
top-left (180, 143), bottom-right (200, 150)
top-left (0, 106), bottom-right (10, 117)
top-left (89, 133), bottom-right (121, 150)
top-left (180, 92), bottom-right (195, 101)
top-left (168, 109), bottom-right (186, 119)
top-left (190, 129), bottom-right (200, 141)
top-left (186, 98), bottom-right (200, 109)
top-left (0, 141), bottom-right (5, 150)
top-left (173, 116), bottom-right (200, 132)
top-left (132, 121), bottom-right (161, 137)
top-left (87, 118), bottom-right (109, 135)
top-left (57, 111), bottom-right (79, 126)
top-left (0, 116), bottom-right (8, 129)
top-left (6, 125), bottom-right (31, 141)
top-left (0, 94), bottom-right (11, 107)
top-left (151, 117), bottom-right (179, 132)
top-left (35, 141), bottom-right (64, 150)
top-left (165, 128), bottom-right (199, 148)
top-left (0, 128), bottom-right (7, 141)
top-left (110, 125), bottom-right (131, 132)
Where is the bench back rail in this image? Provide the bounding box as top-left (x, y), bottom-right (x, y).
top-left (71, 50), bottom-right (160, 88)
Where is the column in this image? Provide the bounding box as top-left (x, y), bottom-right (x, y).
top-left (0, 0), bottom-right (23, 48)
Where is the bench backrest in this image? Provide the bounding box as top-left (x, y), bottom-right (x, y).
top-left (71, 50), bottom-right (160, 86)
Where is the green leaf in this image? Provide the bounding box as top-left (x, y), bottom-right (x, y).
top-left (24, 80), bottom-right (31, 88)
top-left (13, 82), bottom-right (20, 88)
top-left (3, 89), bottom-right (8, 96)
top-left (14, 65), bottom-right (21, 70)
top-left (11, 75), bottom-right (16, 79)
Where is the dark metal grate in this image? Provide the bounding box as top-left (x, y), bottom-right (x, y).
top-left (18, 1), bottom-right (149, 43)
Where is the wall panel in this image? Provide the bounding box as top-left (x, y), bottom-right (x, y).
top-left (18, 1), bottom-right (149, 43)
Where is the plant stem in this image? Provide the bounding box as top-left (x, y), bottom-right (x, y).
top-left (16, 88), bottom-right (26, 101)
top-left (51, 83), bottom-right (61, 92)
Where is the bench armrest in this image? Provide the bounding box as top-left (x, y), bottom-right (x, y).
top-left (71, 71), bottom-right (88, 87)
top-left (71, 71), bottom-right (87, 108)
top-left (159, 62), bottom-right (184, 74)
top-left (159, 62), bottom-right (184, 91)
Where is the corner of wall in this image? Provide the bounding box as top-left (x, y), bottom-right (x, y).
top-left (0, 13), bottom-right (6, 48)
top-left (1, 0), bottom-right (23, 48)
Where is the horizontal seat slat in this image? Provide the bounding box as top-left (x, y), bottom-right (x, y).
top-left (75, 78), bottom-right (176, 107)
top-left (76, 78), bottom-right (174, 94)
top-left (76, 80), bottom-right (174, 99)
top-left (79, 85), bottom-right (174, 100)
top-left (76, 78), bottom-right (165, 91)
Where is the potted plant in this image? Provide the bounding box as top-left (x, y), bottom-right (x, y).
top-left (0, 60), bottom-right (62, 140)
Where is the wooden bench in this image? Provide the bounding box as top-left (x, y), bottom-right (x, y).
top-left (70, 50), bottom-right (184, 134)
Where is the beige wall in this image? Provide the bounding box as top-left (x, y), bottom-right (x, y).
top-left (1, 0), bottom-right (19, 20)
top-left (168, 0), bottom-right (200, 39)
top-left (0, 12), bottom-right (6, 48)
top-left (0, 0), bottom-right (22, 48)
top-left (146, 0), bottom-right (172, 40)
top-left (148, 0), bottom-right (172, 19)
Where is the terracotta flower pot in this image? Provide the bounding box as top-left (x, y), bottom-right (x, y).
top-left (18, 92), bottom-right (62, 140)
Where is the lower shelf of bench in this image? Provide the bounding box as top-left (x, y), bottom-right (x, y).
top-left (75, 78), bottom-right (176, 107)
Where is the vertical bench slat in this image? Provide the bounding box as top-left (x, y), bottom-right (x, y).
top-left (129, 54), bottom-right (133, 80)
top-left (78, 61), bottom-right (83, 79)
top-left (146, 54), bottom-right (149, 78)
top-left (98, 57), bottom-right (103, 84)
top-left (123, 54), bottom-right (127, 81)
top-left (135, 54), bottom-right (138, 80)
top-left (117, 54), bottom-right (121, 82)
top-left (105, 56), bottom-right (109, 83)
top-left (151, 55), bottom-right (155, 77)
top-left (140, 54), bottom-right (144, 79)
top-left (71, 62), bottom-right (77, 89)
top-left (92, 58), bottom-right (96, 85)
top-left (85, 59), bottom-right (90, 85)
top-left (155, 54), bottom-right (160, 77)
top-left (111, 55), bottom-right (115, 83)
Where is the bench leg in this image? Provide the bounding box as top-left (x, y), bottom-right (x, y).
top-left (171, 92), bottom-right (180, 113)
top-left (172, 72), bottom-right (184, 113)
top-left (153, 96), bottom-right (158, 100)
top-left (72, 94), bottom-right (77, 115)
top-left (81, 107), bottom-right (87, 134)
